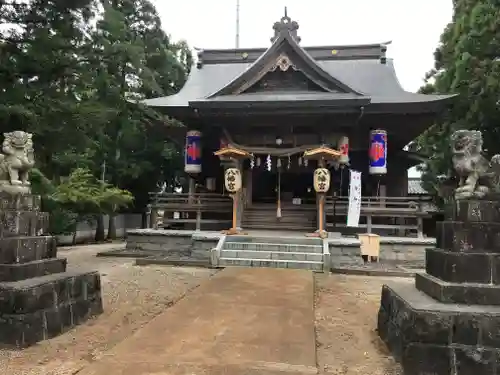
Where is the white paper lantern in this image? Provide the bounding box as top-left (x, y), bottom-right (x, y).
top-left (313, 168), bottom-right (331, 193)
top-left (338, 136), bottom-right (349, 164)
top-left (224, 168), bottom-right (242, 193)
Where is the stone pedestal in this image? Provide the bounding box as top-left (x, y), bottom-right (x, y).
top-left (0, 193), bottom-right (103, 347)
top-left (378, 200), bottom-right (500, 375)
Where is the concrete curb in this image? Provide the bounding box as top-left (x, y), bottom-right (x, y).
top-left (96, 249), bottom-right (154, 258)
top-left (330, 266), bottom-right (416, 278)
top-left (135, 256), bottom-right (210, 268)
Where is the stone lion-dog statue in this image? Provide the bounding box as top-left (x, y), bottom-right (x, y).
top-left (0, 131), bottom-right (35, 194)
top-left (448, 129), bottom-right (500, 200)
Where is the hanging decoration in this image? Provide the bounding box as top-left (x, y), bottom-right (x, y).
top-left (224, 168), bottom-right (242, 193)
top-left (266, 154), bottom-right (272, 171)
top-left (184, 130), bottom-right (202, 174)
top-left (277, 158), bottom-right (282, 168)
top-left (304, 158), bottom-right (309, 167)
top-left (369, 129), bottom-right (387, 174)
top-left (313, 168), bottom-right (331, 193)
top-left (250, 155), bottom-right (255, 169)
top-left (298, 157), bottom-right (303, 166)
top-left (287, 155), bottom-right (291, 169)
top-left (256, 157), bottom-right (261, 167)
top-left (338, 136), bottom-right (349, 165)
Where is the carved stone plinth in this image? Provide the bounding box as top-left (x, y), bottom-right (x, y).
top-left (0, 193), bottom-right (103, 347)
top-left (378, 200), bottom-right (500, 375)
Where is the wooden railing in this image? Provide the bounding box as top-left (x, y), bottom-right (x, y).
top-left (145, 193), bottom-right (437, 237)
top-left (147, 193), bottom-right (232, 230)
top-left (325, 196), bottom-right (436, 238)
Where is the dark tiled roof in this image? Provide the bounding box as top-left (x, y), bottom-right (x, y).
top-left (408, 179), bottom-right (428, 195)
top-left (142, 58), bottom-right (454, 108)
top-left (142, 12), bottom-right (455, 112)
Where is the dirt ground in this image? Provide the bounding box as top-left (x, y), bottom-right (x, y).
top-left (0, 244), bottom-right (409, 375)
top-left (0, 244), bottom-right (217, 375)
top-left (315, 273), bottom-right (410, 375)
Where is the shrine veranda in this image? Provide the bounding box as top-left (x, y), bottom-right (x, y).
top-left (142, 12), bottom-right (454, 236)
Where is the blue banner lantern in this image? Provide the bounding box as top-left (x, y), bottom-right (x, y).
top-left (369, 129), bottom-right (387, 175)
top-left (185, 130), bottom-right (202, 174)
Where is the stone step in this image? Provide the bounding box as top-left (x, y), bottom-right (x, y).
top-left (244, 211), bottom-right (316, 219)
top-left (0, 269), bottom-right (103, 348)
top-left (0, 258), bottom-right (67, 282)
top-left (242, 223), bottom-right (316, 231)
top-left (224, 241), bottom-right (323, 253)
top-left (0, 236), bottom-right (56, 264)
top-left (0, 270), bottom-right (101, 315)
top-left (218, 257), bottom-right (323, 271)
top-left (243, 218), bottom-right (315, 225)
top-left (220, 249), bottom-right (323, 262)
top-left (225, 236), bottom-right (322, 246)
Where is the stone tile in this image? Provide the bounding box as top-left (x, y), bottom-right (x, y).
top-left (0, 257), bottom-right (66, 282)
top-left (437, 221), bottom-right (500, 253)
top-left (454, 347), bottom-right (496, 375)
top-left (452, 315), bottom-right (481, 346)
top-left (425, 248), bottom-right (492, 284)
top-left (416, 273), bottom-right (500, 306)
top-left (452, 200), bottom-right (500, 223)
top-left (0, 236), bottom-right (55, 264)
top-left (401, 343), bottom-right (452, 375)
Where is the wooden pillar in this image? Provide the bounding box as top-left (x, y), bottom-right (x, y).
top-left (244, 169), bottom-right (253, 207)
top-left (235, 160), bottom-right (243, 230)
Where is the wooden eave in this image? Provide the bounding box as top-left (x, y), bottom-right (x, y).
top-left (214, 147), bottom-right (251, 159)
top-left (303, 146), bottom-right (342, 159)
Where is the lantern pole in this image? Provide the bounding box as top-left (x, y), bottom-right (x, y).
top-left (231, 193), bottom-right (238, 232)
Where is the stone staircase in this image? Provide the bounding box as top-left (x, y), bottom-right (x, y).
top-left (213, 235), bottom-right (327, 272)
top-left (242, 204), bottom-right (316, 231)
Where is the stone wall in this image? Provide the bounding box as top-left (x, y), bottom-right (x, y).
top-left (328, 237), bottom-right (436, 265)
top-left (56, 214), bottom-right (143, 245)
top-left (125, 230), bottom-right (219, 262)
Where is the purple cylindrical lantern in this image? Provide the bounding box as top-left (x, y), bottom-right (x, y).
top-left (185, 130), bottom-right (202, 174)
top-left (369, 129), bottom-right (387, 174)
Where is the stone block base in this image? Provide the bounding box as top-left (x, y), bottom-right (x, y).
top-left (378, 282), bottom-right (500, 375)
top-left (416, 272), bottom-right (500, 306)
top-left (0, 258), bottom-right (66, 282)
top-left (0, 270), bottom-right (103, 347)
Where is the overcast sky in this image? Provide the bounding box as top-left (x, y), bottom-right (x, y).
top-left (151, 0), bottom-right (452, 93)
top-left (152, 0), bottom-right (453, 177)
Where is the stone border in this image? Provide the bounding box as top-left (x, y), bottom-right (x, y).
top-left (327, 236), bottom-right (436, 247)
top-left (322, 239), bottom-right (330, 273)
top-left (210, 235), bottom-right (227, 268)
top-left (330, 265), bottom-right (420, 277)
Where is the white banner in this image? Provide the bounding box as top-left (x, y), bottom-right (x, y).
top-left (347, 170), bottom-right (362, 227)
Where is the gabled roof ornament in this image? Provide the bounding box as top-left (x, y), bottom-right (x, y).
top-left (271, 7), bottom-right (301, 44)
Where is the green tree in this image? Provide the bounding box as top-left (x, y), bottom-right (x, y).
top-left (415, 0), bottom-right (500, 199)
top-left (51, 168), bottom-right (133, 244)
top-left (86, 0), bottom-right (191, 237)
top-left (0, 0), bottom-right (98, 177)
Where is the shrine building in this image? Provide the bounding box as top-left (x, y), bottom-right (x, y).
top-left (143, 12), bottom-right (454, 234)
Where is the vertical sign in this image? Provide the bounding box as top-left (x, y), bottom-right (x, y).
top-left (347, 170), bottom-right (362, 227)
top-left (369, 129), bottom-right (387, 174)
top-left (185, 130), bottom-right (202, 174)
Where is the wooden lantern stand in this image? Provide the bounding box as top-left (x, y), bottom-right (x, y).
top-left (214, 147), bottom-right (251, 236)
top-left (303, 146), bottom-right (342, 239)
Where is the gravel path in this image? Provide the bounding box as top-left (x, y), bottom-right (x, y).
top-left (0, 244), bottom-right (217, 375)
top-left (315, 273), bottom-right (408, 375)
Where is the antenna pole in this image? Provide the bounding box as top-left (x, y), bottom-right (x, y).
top-left (235, 0), bottom-right (240, 48)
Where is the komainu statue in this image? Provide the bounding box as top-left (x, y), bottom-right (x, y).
top-left (450, 129), bottom-right (500, 200)
top-left (0, 131), bottom-right (35, 194)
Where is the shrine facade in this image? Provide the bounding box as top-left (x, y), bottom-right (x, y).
top-left (143, 11), bottom-right (454, 234)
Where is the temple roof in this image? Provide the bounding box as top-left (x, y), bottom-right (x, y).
top-left (143, 11), bottom-right (455, 114)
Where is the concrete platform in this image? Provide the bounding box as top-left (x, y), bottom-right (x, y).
top-left (78, 268), bottom-right (317, 375)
